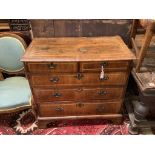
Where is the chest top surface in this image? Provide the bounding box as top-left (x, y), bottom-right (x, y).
top-left (21, 36), bottom-right (135, 62)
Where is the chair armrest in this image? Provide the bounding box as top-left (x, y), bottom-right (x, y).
top-left (0, 72), bottom-right (4, 81)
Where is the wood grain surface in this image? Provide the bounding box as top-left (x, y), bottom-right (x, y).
top-left (21, 36), bottom-right (135, 62)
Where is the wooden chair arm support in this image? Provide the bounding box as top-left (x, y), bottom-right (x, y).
top-left (131, 37), bottom-right (139, 57)
top-left (136, 22), bottom-right (155, 72)
top-left (129, 20), bottom-right (139, 48)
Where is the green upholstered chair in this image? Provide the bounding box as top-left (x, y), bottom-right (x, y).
top-left (0, 33), bottom-right (31, 113)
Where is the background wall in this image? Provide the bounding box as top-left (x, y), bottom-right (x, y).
top-left (0, 19), bottom-right (132, 45)
top-left (31, 19), bottom-right (132, 45)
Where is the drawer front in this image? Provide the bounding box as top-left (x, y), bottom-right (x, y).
top-left (34, 87), bottom-right (124, 102)
top-left (27, 62), bottom-right (77, 73)
top-left (38, 101), bottom-right (122, 117)
top-left (80, 61), bottom-right (129, 72)
top-left (31, 72), bottom-right (128, 87)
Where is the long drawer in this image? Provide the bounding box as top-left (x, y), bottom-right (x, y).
top-left (34, 87), bottom-right (124, 102)
top-left (38, 100), bottom-right (122, 117)
top-left (31, 72), bottom-right (128, 87)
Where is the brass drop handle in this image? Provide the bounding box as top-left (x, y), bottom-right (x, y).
top-left (50, 77), bottom-right (59, 83)
top-left (53, 92), bottom-right (61, 97)
top-left (49, 62), bottom-right (57, 69)
top-left (75, 73), bottom-right (84, 80)
top-left (98, 90), bottom-right (107, 95)
top-left (55, 107), bottom-right (64, 112)
top-left (96, 106), bottom-right (105, 113)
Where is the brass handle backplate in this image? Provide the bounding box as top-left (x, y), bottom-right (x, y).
top-left (55, 107), bottom-right (64, 112)
top-left (49, 63), bottom-right (57, 69)
top-left (50, 77), bottom-right (59, 83)
top-left (100, 61), bottom-right (108, 67)
top-left (53, 92), bottom-right (61, 97)
top-left (98, 90), bottom-right (107, 95)
top-left (75, 73), bottom-right (84, 80)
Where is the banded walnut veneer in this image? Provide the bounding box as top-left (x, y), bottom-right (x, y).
top-left (21, 36), bottom-right (135, 128)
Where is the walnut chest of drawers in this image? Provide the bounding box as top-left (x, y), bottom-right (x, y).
top-left (21, 36), bottom-right (135, 128)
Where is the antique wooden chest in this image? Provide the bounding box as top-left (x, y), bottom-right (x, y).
top-left (21, 36), bottom-right (135, 128)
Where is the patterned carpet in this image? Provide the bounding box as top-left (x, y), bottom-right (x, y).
top-left (0, 109), bottom-right (130, 135)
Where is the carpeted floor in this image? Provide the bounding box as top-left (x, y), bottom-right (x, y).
top-left (0, 109), bottom-right (154, 135)
top-left (0, 109), bottom-right (129, 135)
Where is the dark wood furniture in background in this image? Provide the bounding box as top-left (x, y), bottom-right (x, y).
top-left (21, 36), bottom-right (135, 128)
top-left (0, 20), bottom-right (33, 45)
top-left (0, 20), bottom-right (10, 31)
top-left (130, 19), bottom-right (155, 72)
top-left (126, 19), bottom-right (155, 134)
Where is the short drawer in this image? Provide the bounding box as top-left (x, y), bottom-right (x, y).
top-left (27, 62), bottom-right (77, 73)
top-left (38, 100), bottom-right (122, 117)
top-left (80, 61), bottom-right (130, 72)
top-left (34, 87), bottom-right (124, 102)
top-left (31, 72), bottom-right (128, 87)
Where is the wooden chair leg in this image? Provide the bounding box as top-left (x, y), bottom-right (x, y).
top-left (0, 72), bottom-right (4, 80)
top-left (29, 20), bottom-right (34, 40)
top-left (129, 19), bottom-right (139, 48)
top-left (135, 23), bottom-right (154, 72)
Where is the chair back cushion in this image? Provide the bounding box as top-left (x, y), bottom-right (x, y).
top-left (0, 33), bottom-right (27, 72)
